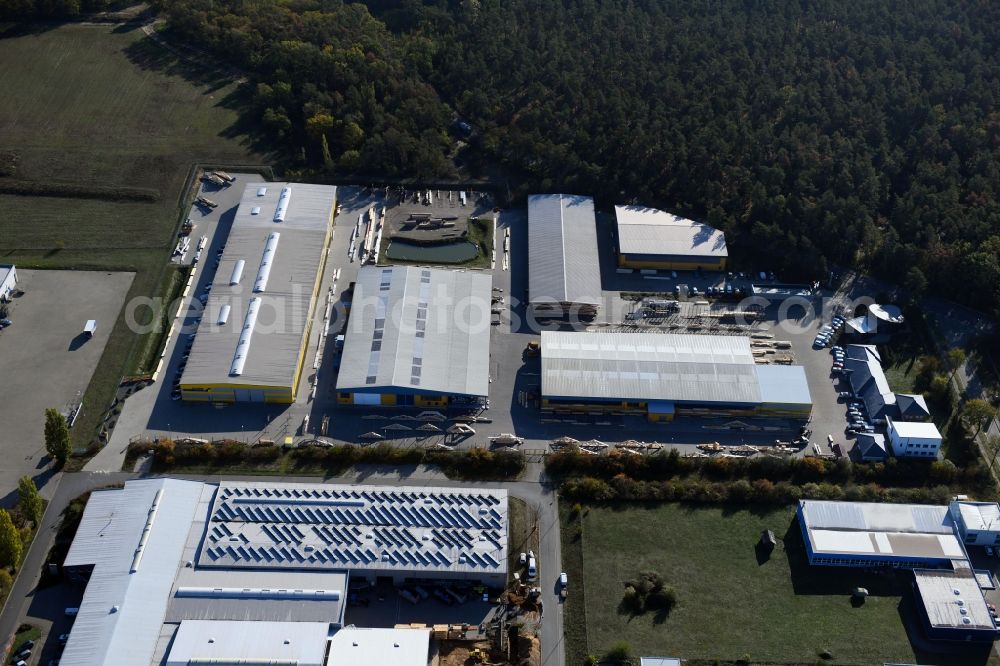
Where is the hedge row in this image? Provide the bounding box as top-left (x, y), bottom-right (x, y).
top-left (0, 179), bottom-right (159, 202)
top-left (291, 443), bottom-right (526, 479)
top-left (132, 439), bottom-right (526, 480)
top-left (561, 475), bottom-right (960, 507)
top-left (546, 446), bottom-right (987, 489)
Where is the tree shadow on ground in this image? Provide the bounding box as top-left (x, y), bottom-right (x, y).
top-left (121, 34), bottom-right (282, 160)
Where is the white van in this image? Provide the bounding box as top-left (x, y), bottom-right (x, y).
top-left (527, 555), bottom-right (537, 580)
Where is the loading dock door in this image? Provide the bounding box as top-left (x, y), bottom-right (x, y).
top-left (353, 393), bottom-right (381, 406)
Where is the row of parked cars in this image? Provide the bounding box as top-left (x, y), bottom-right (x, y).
top-left (170, 336), bottom-right (194, 401)
top-left (813, 315), bottom-right (846, 348)
top-left (832, 346), bottom-right (875, 436)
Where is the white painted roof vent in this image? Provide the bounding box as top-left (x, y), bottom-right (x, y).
top-left (257, 187), bottom-right (267, 196)
top-left (251, 206), bottom-right (261, 215)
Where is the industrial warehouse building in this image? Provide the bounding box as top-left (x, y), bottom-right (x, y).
top-left (180, 182), bottom-right (337, 403)
top-left (614, 206), bottom-right (728, 270)
top-left (539, 331), bottom-right (812, 420)
top-left (798, 498), bottom-right (1000, 643)
top-left (797, 499), bottom-right (965, 569)
top-left (59, 478), bottom-right (506, 666)
top-left (527, 194), bottom-right (602, 318)
top-left (336, 265), bottom-right (492, 407)
top-left (0, 263), bottom-right (16, 301)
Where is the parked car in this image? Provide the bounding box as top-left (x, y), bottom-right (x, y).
top-left (838, 391), bottom-right (852, 399)
top-left (559, 572), bottom-right (568, 587)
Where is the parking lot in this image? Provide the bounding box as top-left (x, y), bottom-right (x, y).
top-left (0, 269), bottom-right (133, 496)
top-left (82, 184), bottom-right (861, 468)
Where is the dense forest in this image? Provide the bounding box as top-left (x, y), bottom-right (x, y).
top-left (62, 1), bottom-right (1000, 311)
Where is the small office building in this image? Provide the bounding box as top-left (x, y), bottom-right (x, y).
top-left (336, 265), bottom-right (492, 407)
top-left (540, 331), bottom-right (812, 420)
top-left (887, 417), bottom-right (943, 458)
top-left (615, 205), bottom-right (727, 270)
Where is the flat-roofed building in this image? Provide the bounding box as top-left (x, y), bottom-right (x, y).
top-left (614, 206), bottom-right (727, 270)
top-left (540, 331), bottom-right (811, 420)
top-left (527, 194), bottom-right (602, 318)
top-left (912, 569), bottom-right (998, 642)
top-left (951, 501), bottom-right (1000, 547)
top-left (797, 499), bottom-right (964, 568)
top-left (327, 627), bottom-right (430, 666)
top-left (180, 182), bottom-right (337, 403)
top-left (166, 621), bottom-right (329, 666)
top-left (887, 417), bottom-right (943, 458)
top-left (336, 265), bottom-right (491, 407)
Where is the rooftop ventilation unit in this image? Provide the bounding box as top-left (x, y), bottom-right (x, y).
top-left (273, 187), bottom-right (291, 222)
top-left (229, 297), bottom-right (261, 376)
top-left (253, 233), bottom-right (280, 293)
top-left (216, 304), bottom-right (231, 326)
top-left (230, 259), bottom-right (245, 285)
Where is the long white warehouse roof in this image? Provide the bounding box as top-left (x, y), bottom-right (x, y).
top-left (799, 499), bottom-right (964, 561)
top-left (527, 194), bottom-right (602, 307)
top-left (181, 182), bottom-right (336, 390)
top-left (540, 331), bottom-right (811, 406)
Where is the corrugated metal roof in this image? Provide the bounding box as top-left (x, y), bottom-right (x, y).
top-left (800, 500), bottom-right (953, 534)
top-left (527, 194), bottom-right (602, 307)
top-left (61, 479), bottom-right (206, 666)
top-left (166, 620), bottom-right (329, 666)
top-left (799, 499), bottom-right (964, 561)
top-left (336, 265), bottom-right (492, 397)
top-left (541, 331), bottom-right (764, 404)
top-left (166, 569), bottom-right (347, 624)
top-left (181, 182), bottom-right (336, 390)
top-left (956, 503), bottom-right (1000, 533)
top-left (753, 364), bottom-right (812, 406)
top-left (326, 627), bottom-right (430, 666)
top-left (615, 205), bottom-right (727, 259)
top-left (199, 482), bottom-right (507, 577)
top-left (63, 489), bottom-right (125, 567)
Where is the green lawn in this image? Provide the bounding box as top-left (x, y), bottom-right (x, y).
top-left (561, 503), bottom-right (987, 666)
top-left (0, 22), bottom-right (267, 450)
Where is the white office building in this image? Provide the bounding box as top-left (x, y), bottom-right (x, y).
top-left (887, 416), bottom-right (943, 458)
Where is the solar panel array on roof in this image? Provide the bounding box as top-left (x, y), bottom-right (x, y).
top-left (199, 482), bottom-right (507, 576)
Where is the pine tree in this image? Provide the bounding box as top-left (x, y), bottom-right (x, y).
top-left (44, 408), bottom-right (71, 464)
top-left (0, 510), bottom-right (22, 569)
top-left (17, 476), bottom-right (41, 525)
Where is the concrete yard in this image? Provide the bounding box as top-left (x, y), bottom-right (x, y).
top-left (0, 268), bottom-right (133, 499)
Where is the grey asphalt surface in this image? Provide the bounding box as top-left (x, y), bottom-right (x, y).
top-left (0, 269), bottom-right (133, 504)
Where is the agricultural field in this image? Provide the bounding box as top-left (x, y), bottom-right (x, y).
top-left (561, 503), bottom-right (995, 666)
top-left (0, 22), bottom-right (267, 449)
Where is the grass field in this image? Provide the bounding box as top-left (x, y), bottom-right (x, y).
top-left (561, 503), bottom-right (996, 666)
top-left (0, 22), bottom-right (267, 449)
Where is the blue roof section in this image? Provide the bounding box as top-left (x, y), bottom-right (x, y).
top-left (753, 364), bottom-right (812, 406)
